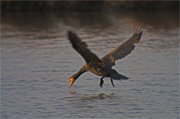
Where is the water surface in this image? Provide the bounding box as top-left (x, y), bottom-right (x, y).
top-left (1, 10), bottom-right (179, 119)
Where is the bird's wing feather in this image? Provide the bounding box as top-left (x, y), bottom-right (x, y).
top-left (68, 31), bottom-right (104, 66)
top-left (101, 27), bottom-right (143, 68)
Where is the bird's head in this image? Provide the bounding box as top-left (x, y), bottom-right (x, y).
top-left (65, 76), bottom-right (75, 89)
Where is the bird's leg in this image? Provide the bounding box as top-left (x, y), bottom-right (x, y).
top-left (110, 77), bottom-right (115, 87)
top-left (100, 77), bottom-right (104, 88)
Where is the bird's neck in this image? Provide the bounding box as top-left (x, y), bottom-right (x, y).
top-left (73, 65), bottom-right (87, 80)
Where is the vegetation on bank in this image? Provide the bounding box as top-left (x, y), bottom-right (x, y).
top-left (1, 1), bottom-right (179, 13)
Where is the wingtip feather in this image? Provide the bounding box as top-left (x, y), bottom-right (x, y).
top-left (133, 27), bottom-right (143, 34)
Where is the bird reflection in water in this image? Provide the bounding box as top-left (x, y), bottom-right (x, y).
top-left (78, 93), bottom-right (118, 101)
top-left (69, 91), bottom-right (76, 95)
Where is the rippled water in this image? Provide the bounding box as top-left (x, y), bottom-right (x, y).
top-left (1, 10), bottom-right (179, 119)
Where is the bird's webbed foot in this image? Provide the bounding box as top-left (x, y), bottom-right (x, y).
top-left (100, 77), bottom-right (104, 88)
top-left (110, 78), bottom-right (115, 87)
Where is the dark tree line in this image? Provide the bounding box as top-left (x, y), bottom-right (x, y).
top-left (1, 1), bottom-right (179, 13)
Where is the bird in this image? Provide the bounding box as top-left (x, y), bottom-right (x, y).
top-left (65, 27), bottom-right (143, 89)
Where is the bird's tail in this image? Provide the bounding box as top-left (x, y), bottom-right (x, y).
top-left (110, 73), bottom-right (129, 80)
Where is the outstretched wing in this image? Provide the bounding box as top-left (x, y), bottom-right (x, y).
top-left (68, 31), bottom-right (103, 65)
top-left (101, 27), bottom-right (143, 68)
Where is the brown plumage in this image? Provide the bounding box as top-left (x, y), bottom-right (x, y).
top-left (65, 27), bottom-right (143, 89)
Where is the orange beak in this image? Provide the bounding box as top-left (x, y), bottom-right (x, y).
top-left (65, 77), bottom-right (75, 89)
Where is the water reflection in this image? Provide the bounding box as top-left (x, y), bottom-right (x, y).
top-left (1, 10), bottom-right (179, 51)
top-left (69, 91), bottom-right (76, 95)
top-left (78, 93), bottom-right (118, 101)
top-left (1, 12), bottom-right (57, 30)
top-left (56, 11), bottom-right (113, 30)
top-left (66, 92), bottom-right (119, 101)
top-left (2, 10), bottom-right (179, 31)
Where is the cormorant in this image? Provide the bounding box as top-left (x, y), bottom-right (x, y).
top-left (65, 27), bottom-right (143, 89)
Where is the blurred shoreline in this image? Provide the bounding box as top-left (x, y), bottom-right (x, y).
top-left (1, 1), bottom-right (179, 14)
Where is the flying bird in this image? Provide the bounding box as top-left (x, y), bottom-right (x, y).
top-left (65, 27), bottom-right (143, 89)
